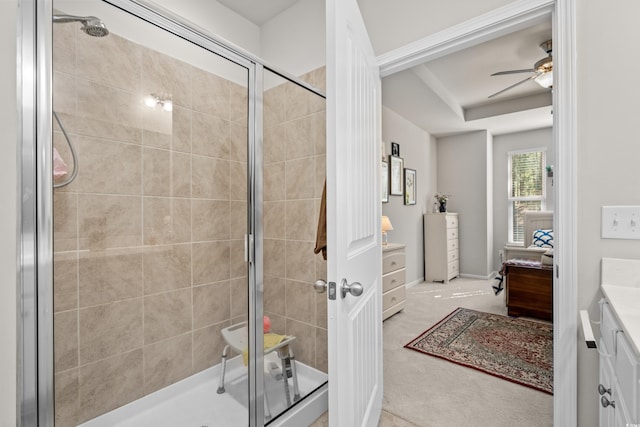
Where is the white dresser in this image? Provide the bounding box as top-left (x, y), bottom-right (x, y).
top-left (382, 243), bottom-right (406, 321)
top-left (597, 258), bottom-right (640, 427)
top-left (424, 213), bottom-right (459, 283)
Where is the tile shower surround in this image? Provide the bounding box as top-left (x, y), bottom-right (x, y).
top-left (52, 20), bottom-right (327, 426)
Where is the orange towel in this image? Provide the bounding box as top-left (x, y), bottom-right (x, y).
top-left (314, 180), bottom-right (327, 260)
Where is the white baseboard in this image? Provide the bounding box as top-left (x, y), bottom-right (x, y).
top-left (458, 272), bottom-right (499, 280)
top-left (405, 278), bottom-right (424, 289)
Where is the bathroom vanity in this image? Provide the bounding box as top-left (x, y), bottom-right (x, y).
top-left (597, 258), bottom-right (640, 426)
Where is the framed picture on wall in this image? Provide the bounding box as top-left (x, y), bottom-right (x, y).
top-left (389, 155), bottom-right (404, 196)
top-left (381, 160), bottom-right (389, 203)
top-left (391, 142), bottom-right (400, 157)
top-left (404, 168), bottom-right (416, 205)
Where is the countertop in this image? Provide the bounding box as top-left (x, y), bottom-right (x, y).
top-left (601, 284), bottom-right (640, 356)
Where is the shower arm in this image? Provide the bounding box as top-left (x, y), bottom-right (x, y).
top-left (53, 14), bottom-right (92, 24)
top-left (52, 111), bottom-right (78, 188)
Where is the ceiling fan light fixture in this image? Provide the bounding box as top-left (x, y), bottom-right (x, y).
top-left (487, 38), bottom-right (553, 98)
top-left (535, 70), bottom-right (553, 89)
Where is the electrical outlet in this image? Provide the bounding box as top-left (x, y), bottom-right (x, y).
top-left (602, 206), bottom-right (640, 239)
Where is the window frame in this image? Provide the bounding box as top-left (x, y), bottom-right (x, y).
top-left (507, 147), bottom-right (547, 244)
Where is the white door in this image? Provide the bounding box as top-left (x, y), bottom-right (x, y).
top-left (326, 0), bottom-right (383, 426)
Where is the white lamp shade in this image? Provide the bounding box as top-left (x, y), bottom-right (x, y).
top-left (381, 216), bottom-right (394, 232)
top-left (535, 71), bottom-right (553, 89)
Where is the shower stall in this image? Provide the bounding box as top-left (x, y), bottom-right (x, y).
top-left (25, 0), bottom-right (328, 425)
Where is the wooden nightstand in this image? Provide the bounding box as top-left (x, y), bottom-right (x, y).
top-left (504, 263), bottom-right (553, 321)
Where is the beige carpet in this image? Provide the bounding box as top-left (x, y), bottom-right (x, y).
top-left (382, 278), bottom-right (553, 427)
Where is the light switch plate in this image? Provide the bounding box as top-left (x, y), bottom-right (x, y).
top-left (601, 206), bottom-right (640, 239)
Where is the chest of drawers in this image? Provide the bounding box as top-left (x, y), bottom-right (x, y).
top-left (424, 213), bottom-right (459, 283)
top-left (382, 243), bottom-right (406, 321)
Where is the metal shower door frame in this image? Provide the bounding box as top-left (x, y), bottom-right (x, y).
top-left (20, 1), bottom-right (327, 425)
top-left (20, 0), bottom-right (267, 424)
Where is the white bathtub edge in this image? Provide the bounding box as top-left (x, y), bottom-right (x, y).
top-left (270, 382), bottom-right (328, 427)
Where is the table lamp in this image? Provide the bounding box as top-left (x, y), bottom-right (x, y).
top-left (381, 216), bottom-right (393, 246)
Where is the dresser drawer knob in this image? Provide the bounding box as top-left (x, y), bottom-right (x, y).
top-left (391, 279), bottom-right (396, 284)
top-left (600, 396), bottom-right (615, 409)
top-left (598, 384), bottom-right (611, 396)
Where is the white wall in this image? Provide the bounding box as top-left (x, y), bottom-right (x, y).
top-left (486, 132), bottom-right (494, 277)
top-left (260, 0), bottom-right (326, 78)
top-left (492, 127), bottom-right (554, 270)
top-left (576, 2), bottom-right (640, 425)
top-left (0, 0), bottom-right (17, 425)
top-left (437, 131), bottom-right (492, 278)
top-left (381, 106), bottom-right (436, 284)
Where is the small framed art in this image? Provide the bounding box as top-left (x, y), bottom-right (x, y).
top-left (391, 142), bottom-right (400, 157)
top-left (389, 155), bottom-right (404, 196)
top-left (404, 168), bottom-right (416, 205)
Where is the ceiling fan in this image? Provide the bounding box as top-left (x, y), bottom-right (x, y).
top-left (488, 39), bottom-right (553, 98)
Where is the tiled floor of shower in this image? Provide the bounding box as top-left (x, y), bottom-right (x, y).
top-left (78, 355), bottom-right (328, 427)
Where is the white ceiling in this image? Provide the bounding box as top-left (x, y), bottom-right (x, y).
top-left (217, 1), bottom-right (553, 137)
top-left (382, 20), bottom-right (554, 136)
top-left (216, 0), bottom-right (300, 25)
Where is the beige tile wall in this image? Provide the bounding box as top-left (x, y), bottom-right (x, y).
top-left (263, 68), bottom-right (328, 373)
top-left (52, 23), bottom-right (248, 426)
top-left (52, 20), bottom-right (326, 427)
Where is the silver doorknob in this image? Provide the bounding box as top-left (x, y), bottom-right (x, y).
top-left (340, 278), bottom-right (363, 299)
top-left (314, 280), bottom-right (327, 293)
top-left (601, 396), bottom-right (615, 409)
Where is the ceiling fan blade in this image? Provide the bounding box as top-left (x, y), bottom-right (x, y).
top-left (491, 69), bottom-right (536, 76)
top-left (488, 73), bottom-right (539, 98)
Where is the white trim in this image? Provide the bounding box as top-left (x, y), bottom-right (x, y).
top-left (459, 273), bottom-right (495, 281)
top-left (377, 1), bottom-right (577, 425)
top-left (552, 0), bottom-right (577, 425)
top-left (405, 278), bottom-right (426, 289)
top-left (377, 0), bottom-right (555, 77)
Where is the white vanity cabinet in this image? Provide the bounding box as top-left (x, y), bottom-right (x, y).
top-left (596, 259), bottom-right (640, 427)
top-left (599, 299), bottom-right (640, 426)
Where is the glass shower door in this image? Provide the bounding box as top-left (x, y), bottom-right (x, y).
top-left (51, 1), bottom-right (252, 425)
top-left (261, 68), bottom-right (329, 424)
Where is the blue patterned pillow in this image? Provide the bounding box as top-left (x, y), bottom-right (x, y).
top-left (532, 229), bottom-right (554, 248)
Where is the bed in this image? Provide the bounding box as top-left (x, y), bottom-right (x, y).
top-left (502, 211), bottom-right (554, 320)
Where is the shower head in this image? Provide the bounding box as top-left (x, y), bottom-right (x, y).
top-left (53, 14), bottom-right (109, 37)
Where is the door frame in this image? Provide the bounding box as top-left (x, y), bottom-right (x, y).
top-left (377, 0), bottom-right (577, 425)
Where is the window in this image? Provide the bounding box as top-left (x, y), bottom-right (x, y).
top-left (508, 149), bottom-right (546, 243)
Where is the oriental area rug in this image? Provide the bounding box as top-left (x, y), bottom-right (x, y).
top-left (404, 307), bottom-right (553, 394)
